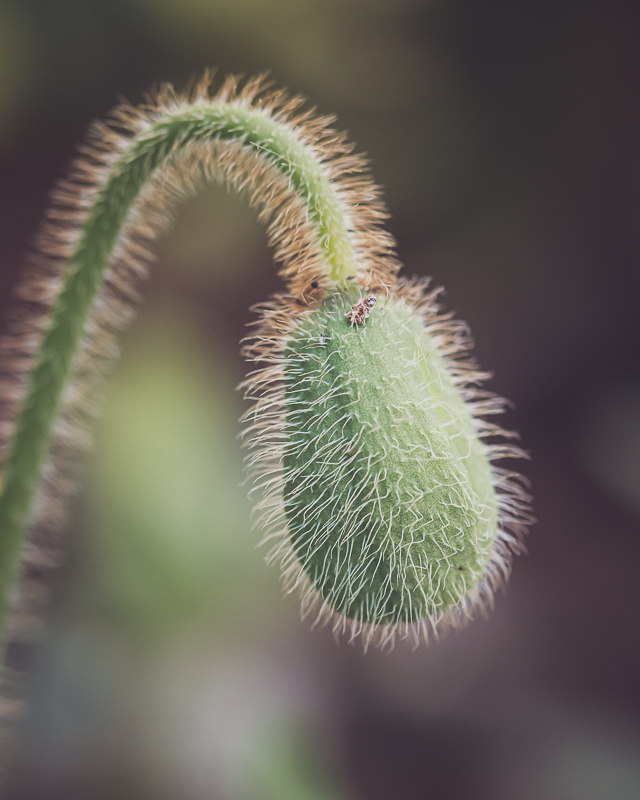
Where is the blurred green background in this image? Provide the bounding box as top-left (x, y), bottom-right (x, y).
top-left (2, 0), bottom-right (640, 798)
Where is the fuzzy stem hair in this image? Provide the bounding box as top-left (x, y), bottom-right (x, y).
top-left (0, 73), bottom-right (399, 657)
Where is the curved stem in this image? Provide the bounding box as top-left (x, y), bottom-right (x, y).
top-left (0, 98), bottom-right (360, 647)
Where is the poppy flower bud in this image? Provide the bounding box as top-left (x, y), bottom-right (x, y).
top-left (244, 283), bottom-right (531, 648)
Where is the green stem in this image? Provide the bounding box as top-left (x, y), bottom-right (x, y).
top-left (0, 100), bottom-right (359, 648)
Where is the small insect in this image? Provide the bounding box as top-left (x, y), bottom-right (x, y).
top-left (346, 294), bottom-right (376, 326)
top-left (318, 332), bottom-right (330, 345)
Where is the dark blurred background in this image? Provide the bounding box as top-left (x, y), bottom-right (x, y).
top-left (1, 0), bottom-right (640, 798)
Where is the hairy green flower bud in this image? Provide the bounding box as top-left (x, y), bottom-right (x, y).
top-left (0, 72), bottom-right (531, 660)
top-left (245, 283), bottom-right (530, 648)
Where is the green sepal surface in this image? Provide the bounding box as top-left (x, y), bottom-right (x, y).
top-left (283, 292), bottom-right (498, 625)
